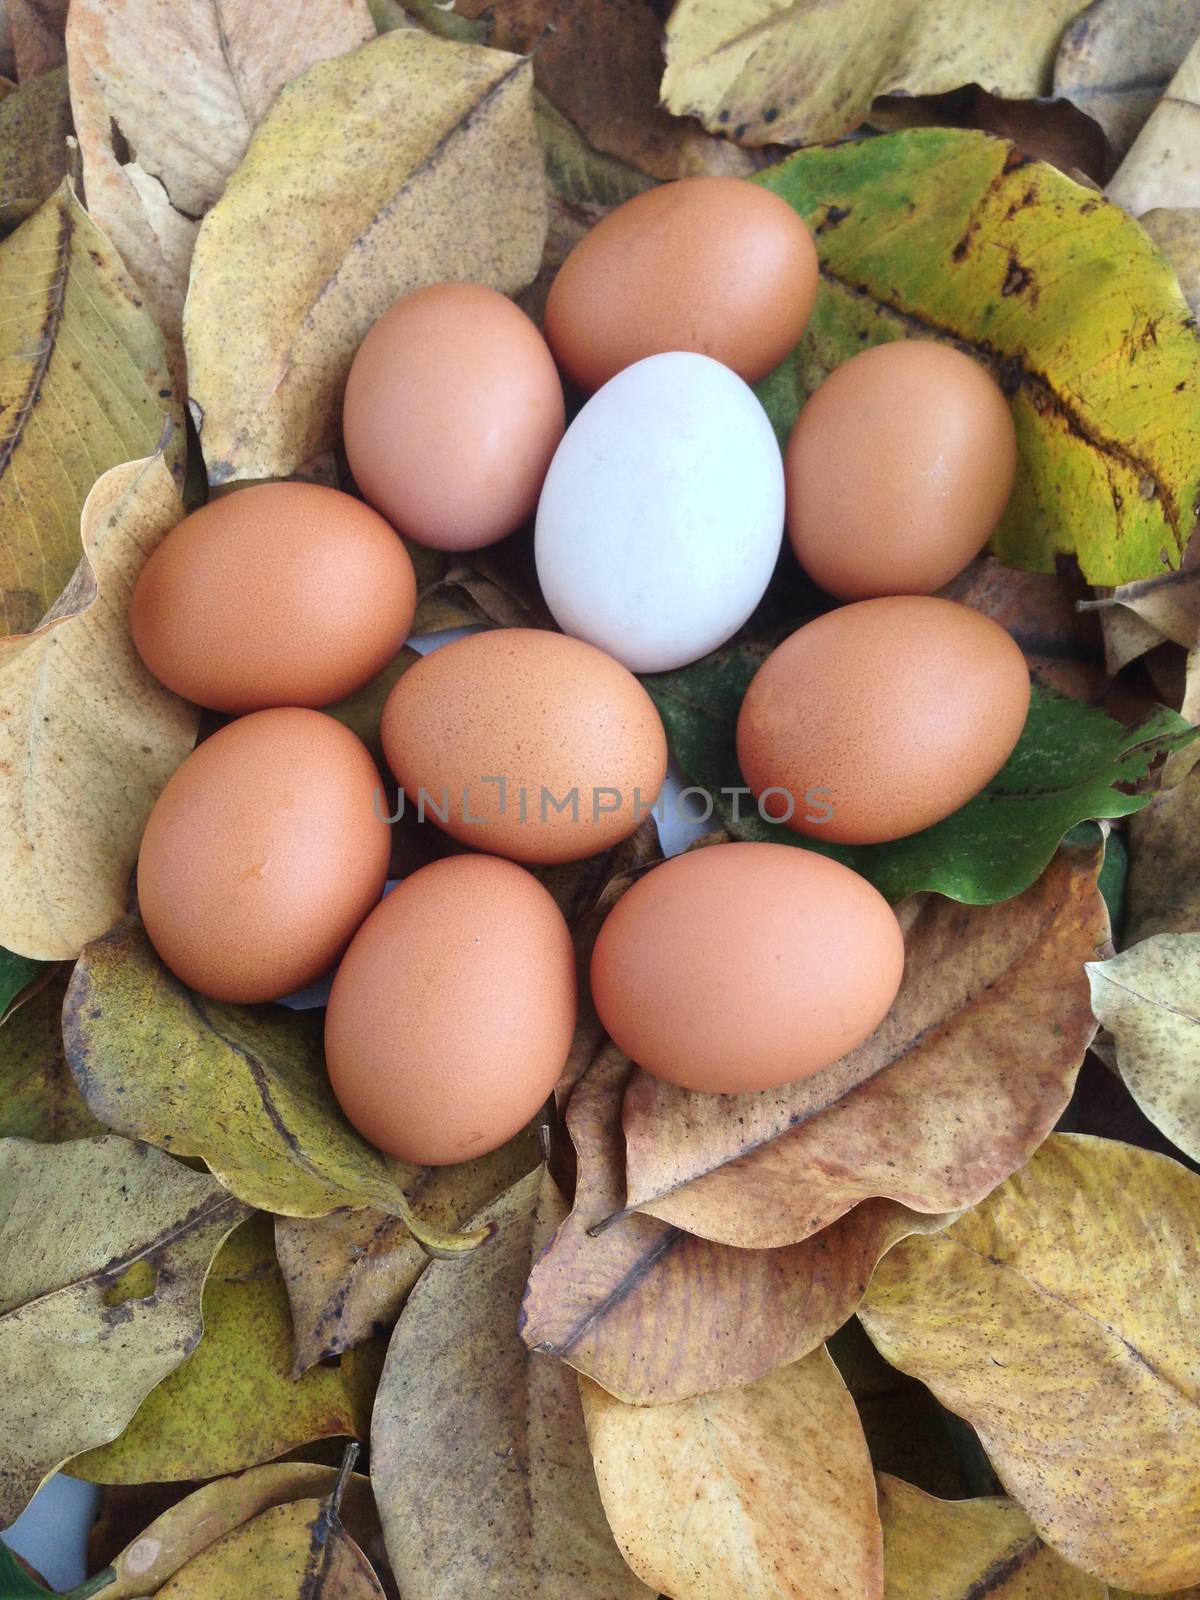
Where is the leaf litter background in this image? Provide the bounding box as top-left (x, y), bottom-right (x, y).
top-left (1, 0), bottom-right (1200, 1595)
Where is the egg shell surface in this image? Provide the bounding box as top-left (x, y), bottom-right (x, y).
top-left (785, 340), bottom-right (1018, 599)
top-left (130, 482), bottom-right (417, 713)
top-left (138, 708), bottom-right (390, 1003)
top-left (590, 840), bottom-right (904, 1093)
top-left (736, 596), bottom-right (1032, 845)
top-left (535, 352), bottom-right (785, 673)
top-left (343, 282), bottom-right (565, 552)
top-left (381, 627), bottom-right (667, 864)
top-left (325, 853), bottom-right (576, 1165)
top-left (544, 175), bottom-right (818, 392)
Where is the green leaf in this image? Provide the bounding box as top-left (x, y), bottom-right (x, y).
top-left (0, 973), bottom-right (105, 1141)
top-left (0, 949), bottom-right (45, 1022)
top-left (752, 128), bottom-right (1200, 585)
top-left (645, 641), bottom-right (1198, 904)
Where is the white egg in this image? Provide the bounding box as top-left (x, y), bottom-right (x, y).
top-left (534, 352), bottom-right (785, 673)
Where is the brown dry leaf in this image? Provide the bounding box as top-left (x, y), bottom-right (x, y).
top-left (520, 1046), bottom-right (952, 1404)
top-left (66, 0), bottom-right (374, 388)
top-left (1125, 763), bottom-right (1200, 939)
top-left (661, 0), bottom-right (1086, 148)
top-left (581, 1347), bottom-right (883, 1600)
top-left (0, 453), bottom-right (198, 962)
top-left (1107, 30), bottom-right (1200, 212)
top-left (8, 0), bottom-right (66, 79)
top-left (0, 972), bottom-right (104, 1141)
top-left (371, 1167), bottom-right (651, 1599)
top-left (1054, 0), bottom-right (1200, 164)
top-left (622, 839), bottom-right (1107, 1250)
top-left (878, 1473), bottom-right (1106, 1598)
top-left (859, 1133), bottom-right (1200, 1592)
top-left (0, 64), bottom-right (71, 233)
top-left (276, 1125), bottom-right (541, 1374)
top-left (184, 29), bottom-right (547, 485)
top-left (1141, 205), bottom-right (1200, 313)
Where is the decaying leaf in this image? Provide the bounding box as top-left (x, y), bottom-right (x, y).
top-left (103, 1462), bottom-right (387, 1599)
top-left (372, 1166), bottom-right (650, 1599)
top-left (1126, 764), bottom-right (1200, 939)
top-left (1107, 32), bottom-right (1200, 213)
top-left (66, 0), bottom-right (375, 384)
top-left (72, 1214), bottom-right (384, 1485)
top-left (184, 29), bottom-right (547, 485)
top-left (0, 64), bottom-right (71, 232)
top-left (878, 1473), bottom-right (1106, 1597)
top-left (581, 1347), bottom-right (883, 1600)
top-left (661, 0), bottom-right (1085, 147)
top-left (1141, 206), bottom-right (1200, 315)
top-left (0, 1134), bottom-right (249, 1523)
top-left (8, 0), bottom-right (67, 80)
top-left (277, 1124), bottom-right (540, 1374)
top-left (1088, 933), bottom-right (1200, 1160)
top-left (622, 840), bottom-right (1106, 1249)
top-left (648, 642), bottom-right (1195, 903)
top-left (0, 183), bottom-right (179, 638)
top-left (520, 1047), bottom-right (952, 1403)
top-left (0, 972), bottom-right (104, 1140)
top-left (0, 453), bottom-right (198, 962)
top-left (753, 129), bottom-right (1200, 586)
top-left (859, 1133), bottom-right (1200, 1591)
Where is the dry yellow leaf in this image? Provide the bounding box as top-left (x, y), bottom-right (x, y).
top-left (184, 28), bottom-right (547, 485)
top-left (0, 453), bottom-right (198, 961)
top-left (66, 0), bottom-right (374, 386)
top-left (1126, 764), bottom-right (1200, 940)
top-left (581, 1347), bottom-right (883, 1600)
top-left (1108, 33), bottom-right (1200, 212)
top-left (878, 1474), bottom-right (1105, 1598)
top-left (660, 0), bottom-right (1085, 147)
top-left (859, 1134), bottom-right (1200, 1591)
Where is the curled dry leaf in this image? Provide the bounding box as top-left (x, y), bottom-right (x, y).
top-left (877, 1473), bottom-right (1106, 1598)
top-left (0, 973), bottom-right (105, 1141)
top-left (276, 1124), bottom-right (540, 1374)
top-left (1107, 32), bottom-right (1200, 213)
top-left (103, 1462), bottom-right (386, 1599)
top-left (520, 1047), bottom-right (952, 1404)
top-left (1087, 933), bottom-right (1200, 1160)
top-left (184, 29), bottom-right (547, 485)
top-left (1125, 764), bottom-right (1200, 940)
top-left (754, 129), bottom-right (1200, 586)
top-left (0, 1134), bottom-right (249, 1523)
top-left (0, 65), bottom-right (71, 232)
top-left (66, 0), bottom-right (375, 386)
top-left (0, 183), bottom-right (179, 638)
top-left (580, 1347), bottom-right (883, 1600)
top-left (859, 1133), bottom-right (1200, 1591)
top-left (72, 1214), bottom-right (384, 1485)
top-left (0, 453), bottom-right (197, 962)
top-left (622, 840), bottom-right (1107, 1250)
top-left (661, 0), bottom-right (1085, 148)
top-left (371, 1167), bottom-right (651, 1600)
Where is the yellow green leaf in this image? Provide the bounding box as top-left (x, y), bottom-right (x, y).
top-left (183, 28), bottom-right (547, 485)
top-left (0, 1134), bottom-right (249, 1523)
top-left (753, 128), bottom-right (1200, 585)
top-left (72, 1214), bottom-right (384, 1485)
top-left (0, 181), bottom-right (180, 637)
top-left (1087, 933), bottom-right (1200, 1160)
top-left (580, 1347), bottom-right (883, 1600)
top-left (859, 1133), bottom-right (1200, 1591)
top-left (0, 973), bottom-right (104, 1141)
top-left (0, 452), bottom-right (199, 961)
top-left (661, 0), bottom-right (1085, 147)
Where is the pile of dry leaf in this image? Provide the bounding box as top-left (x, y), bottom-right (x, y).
top-left (1, 0), bottom-right (1199, 1595)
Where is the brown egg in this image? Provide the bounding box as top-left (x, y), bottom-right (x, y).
top-left (591, 841), bottom-right (903, 1093)
top-left (130, 482), bottom-right (417, 713)
top-left (343, 283), bottom-right (565, 551)
top-left (380, 628), bottom-right (667, 864)
top-left (785, 340), bottom-right (1017, 598)
top-left (544, 176), bottom-right (818, 393)
top-left (325, 854), bottom-right (576, 1164)
top-left (736, 597), bottom-right (1031, 844)
top-left (138, 709), bottom-right (390, 1003)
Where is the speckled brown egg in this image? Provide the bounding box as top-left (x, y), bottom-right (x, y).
top-left (343, 282), bottom-right (565, 551)
top-left (380, 628), bottom-right (667, 864)
top-left (138, 708), bottom-right (390, 1002)
top-left (325, 854), bottom-right (576, 1165)
top-left (544, 176), bottom-right (818, 393)
top-left (590, 841), bottom-right (904, 1093)
top-left (785, 340), bottom-right (1018, 598)
top-left (736, 596), bottom-right (1031, 844)
top-left (130, 482), bottom-right (416, 713)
